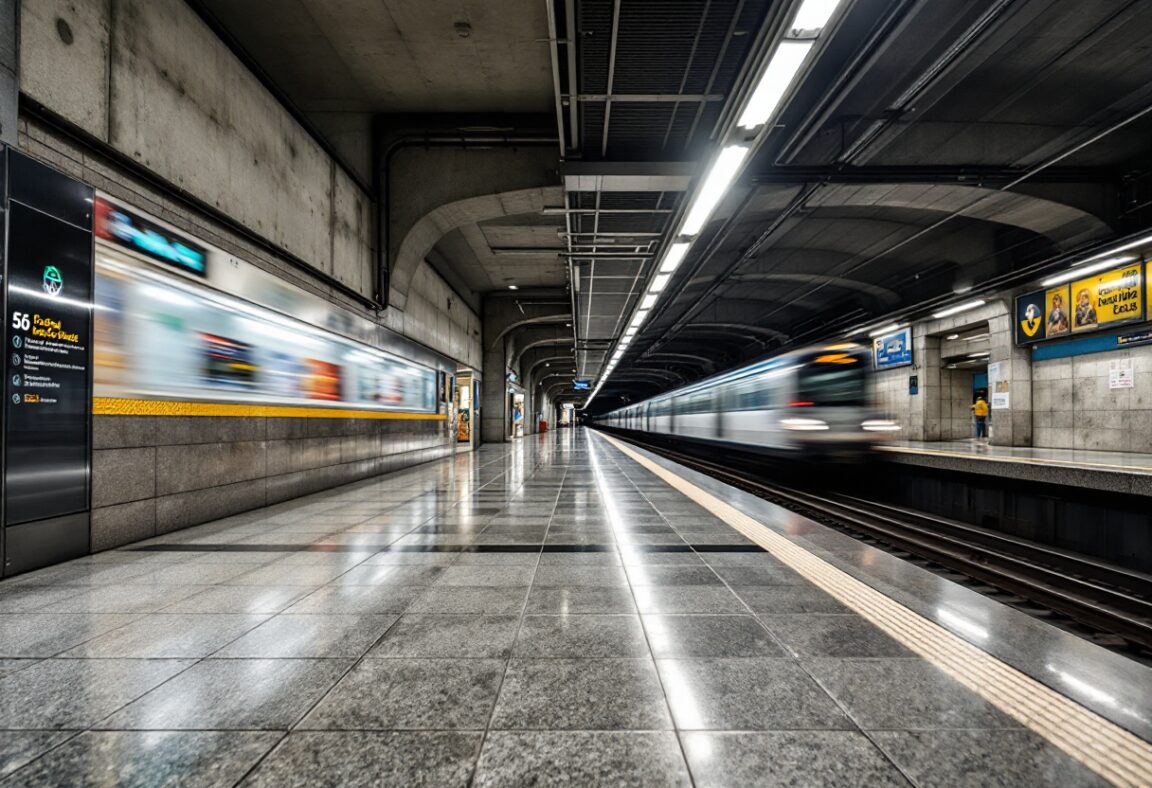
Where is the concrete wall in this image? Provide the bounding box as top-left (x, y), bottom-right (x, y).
top-left (90, 415), bottom-right (452, 551)
top-left (1032, 347), bottom-right (1152, 452)
top-left (383, 264), bottom-right (482, 371)
top-left (19, 0), bottom-right (373, 296)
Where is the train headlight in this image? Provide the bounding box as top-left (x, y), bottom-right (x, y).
top-left (780, 417), bottom-right (829, 431)
top-left (862, 419), bottom-right (901, 432)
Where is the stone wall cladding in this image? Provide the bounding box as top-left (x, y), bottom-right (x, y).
top-left (90, 415), bottom-right (454, 551)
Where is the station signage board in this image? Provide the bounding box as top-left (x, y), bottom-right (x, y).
top-left (573, 379), bottom-right (591, 390)
top-left (1015, 261), bottom-right (1145, 345)
top-left (2, 149), bottom-right (95, 575)
top-left (872, 326), bottom-right (913, 370)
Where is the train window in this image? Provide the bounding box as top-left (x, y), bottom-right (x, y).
top-left (795, 362), bottom-right (867, 405)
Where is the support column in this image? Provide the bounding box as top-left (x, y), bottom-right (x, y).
top-left (988, 312), bottom-right (1033, 446)
top-left (0, 0), bottom-right (17, 147)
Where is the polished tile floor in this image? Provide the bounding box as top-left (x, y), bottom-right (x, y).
top-left (0, 429), bottom-right (1122, 786)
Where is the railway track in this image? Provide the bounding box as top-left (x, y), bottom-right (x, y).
top-left (609, 430), bottom-right (1152, 658)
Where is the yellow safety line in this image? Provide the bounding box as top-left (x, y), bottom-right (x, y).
top-left (600, 433), bottom-right (1152, 787)
top-left (92, 397), bottom-right (446, 420)
top-left (879, 445), bottom-right (1152, 475)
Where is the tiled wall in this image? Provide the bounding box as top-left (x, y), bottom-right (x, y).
top-left (1032, 346), bottom-right (1152, 452)
top-left (90, 415), bottom-right (455, 551)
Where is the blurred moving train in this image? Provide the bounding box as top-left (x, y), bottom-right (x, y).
top-left (92, 197), bottom-right (439, 413)
top-left (598, 344), bottom-right (900, 459)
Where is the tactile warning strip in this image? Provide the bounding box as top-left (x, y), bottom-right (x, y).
top-left (602, 433), bottom-right (1152, 787)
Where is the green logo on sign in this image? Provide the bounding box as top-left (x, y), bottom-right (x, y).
top-left (42, 266), bottom-right (63, 297)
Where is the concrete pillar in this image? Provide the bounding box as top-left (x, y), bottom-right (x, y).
top-left (0, 0), bottom-right (17, 146)
top-left (988, 312), bottom-right (1033, 446)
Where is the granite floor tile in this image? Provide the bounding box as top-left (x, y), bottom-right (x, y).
top-left (333, 565), bottom-right (445, 586)
top-left (227, 564), bottom-right (351, 586)
top-left (452, 552), bottom-right (541, 566)
top-left (537, 552), bottom-right (622, 566)
top-left (61, 614), bottom-right (267, 659)
top-left (474, 731), bottom-right (691, 787)
top-left (656, 658), bottom-right (852, 731)
top-left (805, 658), bottom-right (1022, 730)
top-left (681, 731), bottom-right (909, 787)
top-left (491, 659), bottom-right (672, 730)
top-left (369, 615), bottom-right (520, 659)
top-left (532, 566), bottom-right (629, 587)
top-left (0, 614), bottom-right (142, 657)
top-left (632, 586), bottom-right (747, 614)
top-left (284, 585), bottom-right (425, 615)
top-left (643, 615), bottom-right (784, 658)
top-left (524, 587), bottom-right (637, 615)
top-left (433, 565), bottom-right (535, 587)
top-left (870, 729), bottom-right (1110, 787)
top-left (0, 731), bottom-right (74, 778)
top-left (40, 584), bottom-right (206, 614)
top-left (0, 659), bottom-right (39, 679)
top-left (213, 614), bottom-right (397, 658)
top-left (733, 584), bottom-right (851, 614)
top-left (362, 552), bottom-right (461, 565)
top-left (406, 586), bottom-right (529, 615)
top-left (300, 658), bottom-right (503, 730)
top-left (514, 615), bottom-right (648, 658)
top-left (761, 614), bottom-right (913, 658)
top-left (242, 731), bottom-right (482, 788)
top-left (0, 658), bottom-right (195, 729)
top-left (96, 658), bottom-right (349, 730)
top-left (5, 731), bottom-right (280, 788)
top-left (160, 585), bottom-right (312, 614)
top-left (0, 585), bottom-right (84, 614)
top-left (625, 565), bottom-right (722, 586)
top-left (707, 564), bottom-right (807, 585)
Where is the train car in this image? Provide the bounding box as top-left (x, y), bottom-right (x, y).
top-left (600, 343), bottom-right (900, 460)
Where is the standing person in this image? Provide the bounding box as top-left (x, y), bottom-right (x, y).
top-left (971, 395), bottom-right (989, 441)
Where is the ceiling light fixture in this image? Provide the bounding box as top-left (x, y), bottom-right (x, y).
top-left (736, 41), bottom-right (814, 129)
top-left (507, 284), bottom-right (518, 290)
top-left (640, 293), bottom-right (658, 310)
top-left (659, 242), bottom-right (691, 274)
top-left (649, 273), bottom-right (672, 294)
top-left (789, 0), bottom-right (844, 36)
top-left (931, 299), bottom-right (986, 319)
top-left (868, 322), bottom-right (904, 337)
top-left (1082, 233), bottom-right (1152, 263)
top-left (680, 145), bottom-right (751, 236)
top-left (1041, 256), bottom-right (1136, 287)
top-left (945, 334), bottom-right (960, 340)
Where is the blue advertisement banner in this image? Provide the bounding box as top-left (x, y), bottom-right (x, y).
top-left (873, 327), bottom-right (913, 370)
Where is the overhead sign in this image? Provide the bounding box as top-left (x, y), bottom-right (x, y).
top-left (573, 379), bottom-right (591, 390)
top-left (95, 198), bottom-right (208, 277)
top-left (1071, 263), bottom-right (1142, 332)
top-left (872, 327), bottom-right (913, 370)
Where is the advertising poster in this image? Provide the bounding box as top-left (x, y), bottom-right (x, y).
top-left (1044, 285), bottom-right (1071, 337)
top-left (988, 361), bottom-right (1010, 409)
top-left (1071, 263), bottom-right (1143, 332)
top-left (872, 327), bottom-right (913, 370)
top-left (1014, 290), bottom-right (1045, 344)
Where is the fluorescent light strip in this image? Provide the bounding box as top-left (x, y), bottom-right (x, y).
top-left (932, 299), bottom-right (986, 319)
top-left (681, 145), bottom-right (751, 236)
top-left (640, 293), bottom-right (658, 310)
top-left (1041, 256), bottom-right (1136, 287)
top-left (737, 41), bottom-right (814, 129)
top-left (1082, 233), bottom-right (1152, 263)
top-left (649, 273), bottom-right (672, 294)
top-left (659, 242), bottom-right (691, 274)
top-left (789, 0), bottom-right (843, 37)
top-left (869, 322), bottom-right (904, 337)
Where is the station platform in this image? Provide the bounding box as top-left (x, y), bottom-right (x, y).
top-left (0, 429), bottom-right (1150, 786)
top-left (881, 440), bottom-right (1152, 496)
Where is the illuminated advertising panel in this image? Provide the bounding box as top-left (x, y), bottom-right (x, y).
top-left (872, 327), bottom-right (913, 370)
top-left (1070, 263), bottom-right (1143, 332)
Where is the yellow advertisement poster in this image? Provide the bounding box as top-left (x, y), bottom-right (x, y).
top-left (1044, 285), bottom-right (1070, 337)
top-left (1070, 263), bottom-right (1143, 332)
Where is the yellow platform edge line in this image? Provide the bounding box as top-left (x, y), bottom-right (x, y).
top-left (92, 397), bottom-right (446, 421)
top-left (599, 432), bottom-right (1152, 788)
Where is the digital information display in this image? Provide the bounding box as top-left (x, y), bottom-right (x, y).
top-left (4, 202), bottom-right (93, 524)
top-left (2, 149), bottom-right (95, 576)
top-left (872, 327), bottom-right (913, 370)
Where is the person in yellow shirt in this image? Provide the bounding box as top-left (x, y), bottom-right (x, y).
top-left (971, 396), bottom-right (989, 440)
